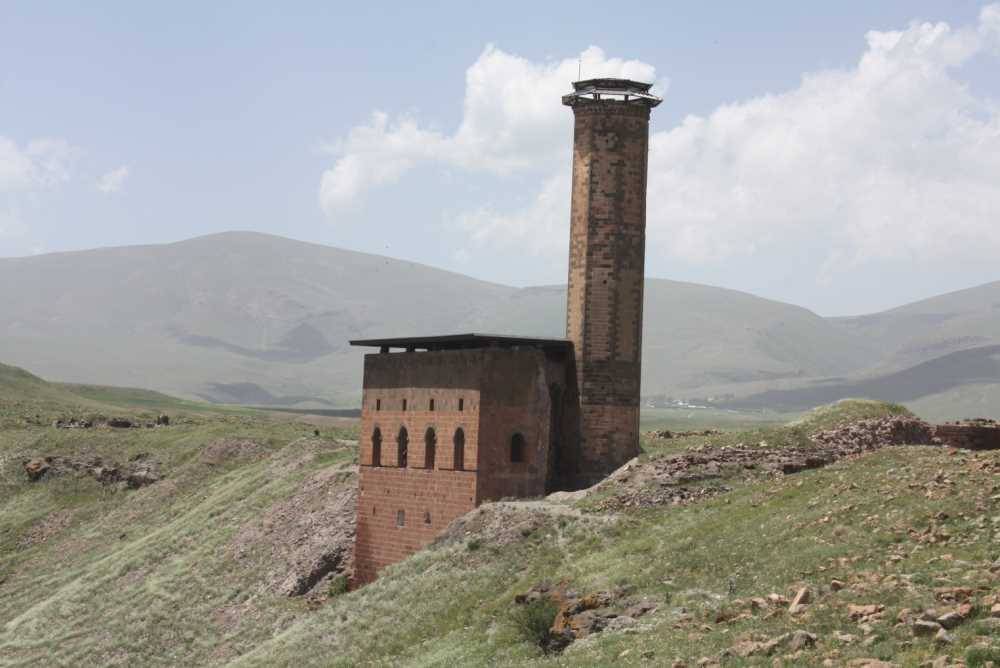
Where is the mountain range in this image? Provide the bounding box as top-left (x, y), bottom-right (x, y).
top-left (1, 231), bottom-right (997, 419)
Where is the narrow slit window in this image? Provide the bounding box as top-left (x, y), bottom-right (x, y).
top-left (402, 398), bottom-right (407, 411)
top-left (397, 426), bottom-right (408, 468)
top-left (396, 510), bottom-right (405, 527)
top-left (423, 511), bottom-right (431, 525)
top-left (371, 427), bottom-right (382, 467)
top-left (424, 427), bottom-right (436, 469)
top-left (376, 398), bottom-right (381, 411)
top-left (429, 398), bottom-right (435, 411)
top-left (453, 427), bottom-right (465, 470)
top-left (458, 398), bottom-right (464, 412)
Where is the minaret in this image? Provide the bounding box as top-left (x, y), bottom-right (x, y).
top-left (562, 78), bottom-right (661, 483)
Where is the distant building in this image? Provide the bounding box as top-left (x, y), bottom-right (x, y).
top-left (350, 79), bottom-right (661, 585)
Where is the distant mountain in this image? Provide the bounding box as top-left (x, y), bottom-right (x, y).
top-left (830, 280), bottom-right (1000, 371)
top-left (1, 231), bottom-right (997, 418)
top-left (722, 344), bottom-right (1000, 413)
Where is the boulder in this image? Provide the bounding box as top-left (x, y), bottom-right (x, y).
top-left (23, 458), bottom-right (50, 481)
top-left (789, 587), bottom-right (811, 614)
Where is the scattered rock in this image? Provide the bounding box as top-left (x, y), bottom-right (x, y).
top-left (812, 417), bottom-right (935, 451)
top-left (230, 464), bottom-right (356, 599)
top-left (936, 611), bottom-right (964, 630)
top-left (913, 620), bottom-right (943, 637)
top-left (786, 630), bottom-right (818, 651)
top-left (23, 458), bottom-right (50, 481)
top-left (624, 600), bottom-right (657, 618)
top-left (590, 416), bottom-right (947, 512)
top-left (512, 582), bottom-right (656, 652)
top-left (933, 628), bottom-right (954, 645)
top-left (833, 630), bottom-right (858, 644)
top-left (830, 579), bottom-right (846, 592)
top-left (648, 429), bottom-right (722, 440)
top-left (934, 586), bottom-right (974, 602)
top-left (200, 439), bottom-right (269, 466)
top-left (789, 587), bottom-right (811, 614)
top-left (848, 604), bottom-right (885, 622)
top-left (52, 417), bottom-right (93, 429)
top-left (22, 455), bottom-right (160, 488)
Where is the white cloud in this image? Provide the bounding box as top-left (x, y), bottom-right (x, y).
top-left (458, 169), bottom-right (571, 258)
top-left (318, 45), bottom-right (661, 215)
top-left (645, 7), bottom-right (1000, 270)
top-left (0, 137), bottom-right (76, 251)
top-left (321, 5), bottom-right (1000, 283)
top-left (0, 137), bottom-right (75, 192)
top-left (97, 165), bottom-right (130, 194)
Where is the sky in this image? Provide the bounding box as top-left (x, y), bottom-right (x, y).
top-left (1, 1), bottom-right (999, 317)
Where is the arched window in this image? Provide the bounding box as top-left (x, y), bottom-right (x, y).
top-left (453, 427), bottom-right (465, 470)
top-left (397, 426), bottom-right (408, 468)
top-left (371, 427), bottom-right (382, 467)
top-left (510, 432), bottom-right (526, 463)
top-left (424, 427), bottom-right (436, 469)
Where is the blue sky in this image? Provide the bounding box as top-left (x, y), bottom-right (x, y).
top-left (2, 1), bottom-right (998, 316)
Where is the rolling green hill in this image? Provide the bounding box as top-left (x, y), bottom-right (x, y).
top-left (0, 231), bottom-right (881, 407)
top-left (2, 232), bottom-right (998, 418)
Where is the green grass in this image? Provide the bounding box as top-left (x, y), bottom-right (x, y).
top-left (639, 405), bottom-right (793, 432)
top-left (2, 364), bottom-right (993, 666)
top-left (638, 398), bottom-right (911, 459)
top-left (232, 441), bottom-right (1000, 667)
top-left (0, 362), bottom-right (359, 666)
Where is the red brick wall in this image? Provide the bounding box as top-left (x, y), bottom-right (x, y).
top-left (352, 347), bottom-right (575, 584)
top-left (353, 350), bottom-right (484, 585)
top-left (354, 467), bottom-right (476, 584)
top-left (565, 101), bottom-right (652, 481)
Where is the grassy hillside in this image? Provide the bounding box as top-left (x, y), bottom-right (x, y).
top-left (0, 363), bottom-right (359, 666)
top-left (0, 232), bottom-right (878, 407)
top-left (233, 400), bottom-right (1000, 667)
top-left (3, 365), bottom-right (998, 666)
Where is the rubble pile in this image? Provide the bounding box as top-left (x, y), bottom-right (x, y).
top-left (810, 416), bottom-right (936, 451)
top-left (647, 428), bottom-right (722, 440)
top-left (52, 414), bottom-right (171, 429)
top-left (592, 417), bottom-right (940, 512)
top-left (22, 453), bottom-right (161, 489)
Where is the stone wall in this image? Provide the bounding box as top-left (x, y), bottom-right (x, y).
top-left (934, 421), bottom-right (1000, 450)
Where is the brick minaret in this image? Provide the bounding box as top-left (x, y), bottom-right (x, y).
top-left (562, 78), bottom-right (661, 483)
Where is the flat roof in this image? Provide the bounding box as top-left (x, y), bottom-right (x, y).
top-left (349, 333), bottom-right (572, 352)
top-left (563, 78), bottom-right (662, 108)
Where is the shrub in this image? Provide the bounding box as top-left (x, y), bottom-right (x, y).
top-left (327, 574), bottom-right (348, 597)
top-left (966, 646), bottom-right (1000, 667)
top-left (510, 598), bottom-right (560, 652)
